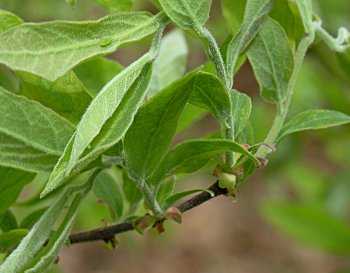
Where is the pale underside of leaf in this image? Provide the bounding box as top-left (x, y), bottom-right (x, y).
top-left (0, 12), bottom-right (161, 80)
top-left (0, 176), bottom-right (95, 273)
top-left (0, 132), bottom-right (58, 172)
top-left (23, 185), bottom-right (91, 272)
top-left (66, 54), bottom-right (152, 174)
top-left (43, 57), bottom-right (154, 196)
top-left (0, 86), bottom-right (75, 155)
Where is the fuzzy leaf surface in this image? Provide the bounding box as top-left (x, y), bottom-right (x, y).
top-left (0, 87), bottom-right (75, 155)
top-left (43, 56), bottom-right (153, 195)
top-left (227, 0), bottom-right (272, 77)
top-left (23, 180), bottom-right (94, 273)
top-left (0, 12), bottom-right (161, 80)
top-left (68, 55), bottom-right (151, 173)
top-left (0, 132), bottom-right (58, 172)
top-left (247, 18), bottom-right (294, 104)
top-left (158, 0), bottom-right (212, 30)
top-left (0, 172), bottom-right (97, 273)
top-left (277, 110), bottom-right (350, 141)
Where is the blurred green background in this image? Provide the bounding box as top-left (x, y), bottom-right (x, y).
top-left (0, 0), bottom-right (350, 272)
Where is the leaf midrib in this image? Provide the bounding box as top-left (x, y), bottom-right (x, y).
top-left (0, 17), bottom-right (158, 57)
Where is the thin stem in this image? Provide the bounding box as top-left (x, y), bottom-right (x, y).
top-left (256, 34), bottom-right (315, 158)
top-left (313, 21), bottom-right (349, 53)
top-left (140, 181), bottom-right (162, 215)
top-left (197, 27), bottom-right (235, 168)
top-left (199, 27), bottom-right (230, 89)
top-left (69, 181), bottom-right (226, 244)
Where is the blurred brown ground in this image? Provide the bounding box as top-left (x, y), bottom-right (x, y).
top-left (58, 174), bottom-right (350, 273)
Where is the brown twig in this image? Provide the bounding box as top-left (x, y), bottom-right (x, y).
top-left (69, 181), bottom-right (226, 244)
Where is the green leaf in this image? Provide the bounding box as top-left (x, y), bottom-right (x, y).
top-left (0, 210), bottom-right (17, 232)
top-left (231, 90), bottom-right (252, 137)
top-left (0, 132), bottom-right (58, 173)
top-left (149, 139), bottom-right (259, 185)
top-left (148, 29), bottom-right (188, 97)
top-left (221, 0), bottom-right (247, 35)
top-left (22, 186), bottom-right (91, 273)
top-left (0, 171), bottom-right (98, 273)
top-left (0, 12), bottom-right (162, 81)
top-left (237, 122), bottom-right (255, 145)
top-left (163, 189), bottom-right (214, 209)
top-left (0, 86), bottom-right (75, 155)
top-left (124, 72), bottom-right (196, 182)
top-left (277, 109), bottom-right (350, 141)
top-left (158, 0), bottom-right (212, 30)
top-left (176, 104), bottom-right (206, 133)
top-left (43, 55), bottom-right (153, 195)
top-left (0, 167), bottom-right (35, 215)
top-left (18, 71), bottom-right (91, 124)
top-left (247, 18), bottom-right (294, 104)
top-left (90, 0), bottom-right (133, 12)
top-left (0, 10), bottom-right (23, 33)
top-left (123, 171), bottom-right (143, 205)
top-left (68, 55), bottom-right (153, 173)
top-left (190, 72), bottom-right (231, 127)
top-left (270, 0), bottom-right (303, 46)
top-left (93, 170), bottom-right (124, 220)
top-left (74, 57), bottom-right (124, 97)
top-left (291, 0), bottom-right (313, 35)
top-left (156, 177), bottom-right (175, 204)
top-left (261, 202), bottom-right (350, 254)
top-left (227, 0), bottom-right (273, 77)
top-left (0, 64), bottom-right (20, 93)
top-left (83, 66), bottom-right (156, 162)
top-left (20, 208), bottom-right (48, 229)
top-left (0, 229), bottom-right (28, 251)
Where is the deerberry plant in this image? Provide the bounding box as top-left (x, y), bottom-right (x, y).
top-left (0, 0), bottom-right (350, 272)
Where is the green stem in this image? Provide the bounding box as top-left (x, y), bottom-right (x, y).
top-left (140, 181), bottom-right (162, 216)
top-left (198, 27), bottom-right (235, 168)
top-left (256, 34), bottom-right (314, 158)
top-left (314, 21), bottom-right (349, 53)
top-left (199, 27), bottom-right (230, 89)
